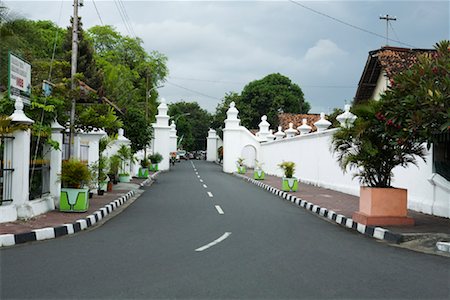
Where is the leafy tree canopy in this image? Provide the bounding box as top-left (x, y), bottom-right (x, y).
top-left (381, 40), bottom-right (450, 145)
top-left (212, 73), bottom-right (310, 130)
top-left (168, 101), bottom-right (212, 151)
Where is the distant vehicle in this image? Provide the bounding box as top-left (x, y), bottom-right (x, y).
top-left (177, 150), bottom-right (187, 160)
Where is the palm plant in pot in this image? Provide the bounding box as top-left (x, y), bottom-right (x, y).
top-left (253, 159), bottom-right (265, 180)
top-left (236, 157), bottom-right (246, 174)
top-left (108, 154), bottom-right (120, 184)
top-left (59, 159), bottom-right (91, 212)
top-left (148, 152), bottom-right (163, 172)
top-left (117, 144), bottom-right (133, 182)
top-left (138, 157), bottom-right (150, 178)
top-left (332, 101), bottom-right (426, 226)
top-left (279, 161), bottom-right (298, 192)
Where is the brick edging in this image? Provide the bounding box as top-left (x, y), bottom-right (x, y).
top-left (0, 190), bottom-right (136, 248)
top-left (234, 173), bottom-right (403, 244)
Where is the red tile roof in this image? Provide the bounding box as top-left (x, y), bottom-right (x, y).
top-left (278, 113), bottom-right (320, 132)
top-left (354, 46), bottom-right (436, 104)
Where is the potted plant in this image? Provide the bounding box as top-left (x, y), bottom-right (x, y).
top-left (108, 154), bottom-right (120, 184)
top-left (148, 152), bottom-right (163, 172)
top-left (117, 144), bottom-right (133, 182)
top-left (138, 157), bottom-right (150, 178)
top-left (97, 155), bottom-right (108, 194)
top-left (236, 157), bottom-right (246, 174)
top-left (332, 101), bottom-right (425, 226)
top-left (87, 162), bottom-right (98, 198)
top-left (59, 159), bottom-right (91, 212)
top-left (279, 161), bottom-right (298, 192)
top-left (253, 159), bottom-right (265, 180)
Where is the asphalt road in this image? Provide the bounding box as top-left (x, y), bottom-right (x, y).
top-left (1, 161), bottom-right (449, 299)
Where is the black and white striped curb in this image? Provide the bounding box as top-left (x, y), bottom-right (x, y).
top-left (0, 191), bottom-right (135, 248)
top-left (235, 174), bottom-right (403, 244)
top-left (140, 171), bottom-right (160, 187)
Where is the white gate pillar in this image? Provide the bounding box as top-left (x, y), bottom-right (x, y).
top-left (223, 102), bottom-right (241, 173)
top-left (9, 97), bottom-right (34, 218)
top-left (169, 120), bottom-right (178, 154)
top-left (153, 99), bottom-right (171, 171)
top-left (206, 128), bottom-right (218, 162)
top-left (49, 119), bottom-right (64, 207)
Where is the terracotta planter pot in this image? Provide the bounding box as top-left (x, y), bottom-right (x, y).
top-left (352, 187), bottom-right (414, 226)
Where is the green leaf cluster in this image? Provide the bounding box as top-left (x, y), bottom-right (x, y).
top-left (168, 101), bottom-right (212, 151)
top-left (212, 74), bottom-right (310, 130)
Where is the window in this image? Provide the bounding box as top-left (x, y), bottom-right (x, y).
top-left (433, 132), bottom-right (450, 181)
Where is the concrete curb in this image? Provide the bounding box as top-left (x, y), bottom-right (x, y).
top-left (0, 190), bottom-right (137, 248)
top-left (235, 173), bottom-right (403, 244)
top-left (140, 171), bottom-right (160, 187)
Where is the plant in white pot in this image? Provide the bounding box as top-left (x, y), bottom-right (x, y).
top-left (236, 157), bottom-right (246, 174)
top-left (278, 161), bottom-right (298, 192)
top-left (253, 160), bottom-right (265, 180)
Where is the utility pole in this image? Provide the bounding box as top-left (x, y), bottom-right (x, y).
top-left (379, 14), bottom-right (396, 46)
top-left (69, 0), bottom-right (81, 158)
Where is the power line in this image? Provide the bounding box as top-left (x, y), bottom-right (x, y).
top-left (169, 76), bottom-right (355, 88)
top-left (117, 0), bottom-right (136, 37)
top-left (91, 0), bottom-right (104, 26)
top-left (166, 81), bottom-right (221, 101)
top-left (170, 76), bottom-right (244, 85)
top-left (288, 0), bottom-right (415, 48)
top-left (114, 0), bottom-right (132, 37)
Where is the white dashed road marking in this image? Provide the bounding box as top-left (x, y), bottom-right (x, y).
top-left (215, 205), bottom-right (224, 214)
top-left (195, 232), bottom-right (231, 252)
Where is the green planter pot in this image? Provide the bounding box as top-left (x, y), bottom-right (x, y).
top-left (254, 169), bottom-right (265, 180)
top-left (119, 174), bottom-right (130, 183)
top-left (138, 168), bottom-right (149, 178)
top-left (149, 164), bottom-right (159, 172)
top-left (282, 177), bottom-right (298, 192)
top-left (60, 188), bottom-right (89, 212)
top-left (237, 166), bottom-right (246, 174)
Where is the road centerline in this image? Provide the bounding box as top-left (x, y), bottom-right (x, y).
top-left (203, 184), bottom-right (208, 188)
top-left (207, 191), bottom-right (213, 197)
top-left (215, 205), bottom-right (224, 214)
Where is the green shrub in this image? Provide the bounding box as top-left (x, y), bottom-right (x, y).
top-left (60, 159), bottom-right (91, 188)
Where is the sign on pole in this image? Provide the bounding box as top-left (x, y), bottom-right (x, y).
top-left (8, 52), bottom-right (31, 104)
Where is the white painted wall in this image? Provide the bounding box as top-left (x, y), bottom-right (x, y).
top-left (258, 130), bottom-right (449, 218)
top-left (221, 101), bottom-right (449, 218)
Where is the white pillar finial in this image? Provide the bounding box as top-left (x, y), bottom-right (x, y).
top-left (336, 105), bottom-right (357, 128)
top-left (257, 115), bottom-right (270, 142)
top-left (285, 122), bottom-right (298, 138)
top-left (297, 118), bottom-right (312, 135)
top-left (9, 97), bottom-right (34, 124)
top-left (314, 112), bottom-right (332, 132)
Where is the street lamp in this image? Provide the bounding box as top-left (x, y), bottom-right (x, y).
top-left (146, 85), bottom-right (164, 121)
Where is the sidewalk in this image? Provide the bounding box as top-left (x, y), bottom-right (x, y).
top-left (238, 169), bottom-right (450, 256)
top-left (0, 175), bottom-right (155, 245)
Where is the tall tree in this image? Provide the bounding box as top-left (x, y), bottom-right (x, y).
top-left (238, 73), bottom-right (310, 128)
top-left (168, 101), bottom-right (212, 151)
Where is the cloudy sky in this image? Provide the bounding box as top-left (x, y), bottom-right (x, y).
top-left (5, 0), bottom-right (450, 114)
